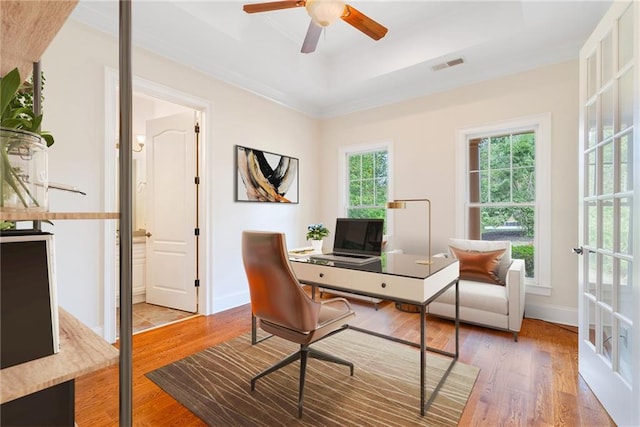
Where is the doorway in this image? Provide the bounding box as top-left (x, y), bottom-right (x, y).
top-left (116, 104), bottom-right (199, 335)
top-left (104, 70), bottom-right (211, 343)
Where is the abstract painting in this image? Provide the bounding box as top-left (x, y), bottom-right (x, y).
top-left (236, 145), bottom-right (299, 203)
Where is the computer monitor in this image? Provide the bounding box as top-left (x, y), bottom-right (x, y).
top-left (332, 218), bottom-right (384, 257)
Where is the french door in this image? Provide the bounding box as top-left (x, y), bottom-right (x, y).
top-left (578, 2), bottom-right (639, 425)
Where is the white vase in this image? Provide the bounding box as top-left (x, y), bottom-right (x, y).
top-left (310, 239), bottom-right (323, 253)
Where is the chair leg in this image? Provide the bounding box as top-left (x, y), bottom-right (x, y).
top-left (309, 348), bottom-right (354, 376)
top-left (251, 350), bottom-right (301, 390)
top-left (298, 348), bottom-right (309, 418)
top-left (251, 344), bottom-right (354, 418)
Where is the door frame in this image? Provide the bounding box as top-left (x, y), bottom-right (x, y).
top-left (103, 68), bottom-right (212, 343)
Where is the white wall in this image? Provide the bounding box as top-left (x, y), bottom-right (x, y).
top-left (319, 61), bottom-right (581, 325)
top-left (39, 20), bottom-right (582, 330)
top-left (41, 21), bottom-right (320, 331)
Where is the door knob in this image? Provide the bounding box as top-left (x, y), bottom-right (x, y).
top-left (572, 247), bottom-right (583, 255)
top-left (145, 232), bottom-right (152, 238)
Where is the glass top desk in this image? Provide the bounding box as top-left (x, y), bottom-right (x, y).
top-left (253, 252), bottom-right (461, 416)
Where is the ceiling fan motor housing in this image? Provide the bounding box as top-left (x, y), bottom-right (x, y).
top-left (305, 0), bottom-right (346, 27)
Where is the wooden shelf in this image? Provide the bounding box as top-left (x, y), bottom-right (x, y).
top-left (0, 1), bottom-right (78, 80)
top-left (0, 212), bottom-right (119, 221)
top-left (0, 308), bottom-right (119, 404)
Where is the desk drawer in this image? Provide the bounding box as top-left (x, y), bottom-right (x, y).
top-left (292, 262), bottom-right (456, 303)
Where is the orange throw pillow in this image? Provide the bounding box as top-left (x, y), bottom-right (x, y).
top-left (449, 246), bottom-right (506, 285)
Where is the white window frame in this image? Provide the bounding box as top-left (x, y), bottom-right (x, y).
top-left (338, 141), bottom-right (394, 231)
top-left (455, 114), bottom-right (551, 296)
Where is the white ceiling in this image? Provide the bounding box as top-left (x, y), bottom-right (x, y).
top-left (70, 0), bottom-right (611, 118)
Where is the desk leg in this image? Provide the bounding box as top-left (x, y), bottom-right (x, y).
top-left (455, 279), bottom-right (460, 357)
top-left (420, 304), bottom-right (426, 416)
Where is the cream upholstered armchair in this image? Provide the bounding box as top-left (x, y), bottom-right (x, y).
top-left (428, 238), bottom-right (526, 341)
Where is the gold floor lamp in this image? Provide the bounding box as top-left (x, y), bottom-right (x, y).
top-left (386, 198), bottom-right (432, 265)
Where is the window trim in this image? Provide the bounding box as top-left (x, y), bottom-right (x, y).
top-left (455, 114), bottom-right (551, 296)
top-left (338, 141), bottom-right (394, 231)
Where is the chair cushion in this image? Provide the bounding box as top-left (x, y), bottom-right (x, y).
top-left (435, 280), bottom-right (509, 315)
top-left (449, 246), bottom-right (505, 285)
top-left (449, 238), bottom-right (512, 283)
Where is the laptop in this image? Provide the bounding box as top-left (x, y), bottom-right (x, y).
top-left (310, 218), bottom-right (384, 265)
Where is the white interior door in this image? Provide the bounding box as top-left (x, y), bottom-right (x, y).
top-left (578, 2), bottom-right (639, 426)
top-left (145, 112), bottom-right (198, 312)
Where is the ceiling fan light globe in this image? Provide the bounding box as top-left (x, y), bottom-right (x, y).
top-left (305, 0), bottom-right (345, 27)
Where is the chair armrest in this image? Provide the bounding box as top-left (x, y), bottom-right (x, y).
top-left (506, 259), bottom-right (526, 332)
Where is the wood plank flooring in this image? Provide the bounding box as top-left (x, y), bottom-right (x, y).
top-left (75, 297), bottom-right (614, 426)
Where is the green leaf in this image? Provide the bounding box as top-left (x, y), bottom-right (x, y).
top-left (0, 68), bottom-right (22, 119)
top-left (41, 132), bottom-right (54, 147)
top-left (30, 114), bottom-right (43, 131)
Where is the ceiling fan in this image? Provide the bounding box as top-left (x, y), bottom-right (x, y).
top-left (243, 0), bottom-right (388, 54)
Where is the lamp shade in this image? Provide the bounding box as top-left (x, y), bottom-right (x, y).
top-left (386, 201), bottom-right (406, 209)
top-left (305, 0), bottom-right (345, 27)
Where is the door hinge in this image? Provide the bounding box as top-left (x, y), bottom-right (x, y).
top-left (194, 228), bottom-right (200, 236)
top-left (194, 176), bottom-right (200, 185)
top-left (195, 123), bottom-right (200, 133)
top-left (195, 279), bottom-right (200, 287)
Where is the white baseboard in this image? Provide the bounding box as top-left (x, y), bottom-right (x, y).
top-left (132, 293), bottom-right (145, 305)
top-left (211, 291), bottom-right (250, 315)
top-left (92, 325), bottom-right (104, 337)
top-left (525, 301), bottom-right (578, 326)
top-left (116, 291), bottom-right (146, 308)
top-left (211, 291), bottom-right (579, 327)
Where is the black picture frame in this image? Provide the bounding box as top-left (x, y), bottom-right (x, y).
top-left (235, 145), bottom-right (299, 203)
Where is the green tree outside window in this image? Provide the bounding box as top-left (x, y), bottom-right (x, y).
top-left (347, 149), bottom-right (388, 227)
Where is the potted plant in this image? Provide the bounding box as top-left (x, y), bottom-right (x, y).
top-left (306, 223), bottom-right (329, 252)
top-left (1, 67), bottom-right (54, 217)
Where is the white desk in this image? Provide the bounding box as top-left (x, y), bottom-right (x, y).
top-left (253, 253), bottom-right (460, 416)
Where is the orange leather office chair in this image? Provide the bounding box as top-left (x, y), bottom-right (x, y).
top-left (241, 231), bottom-right (356, 418)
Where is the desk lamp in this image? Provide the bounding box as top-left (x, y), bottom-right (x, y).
top-left (386, 198), bottom-right (432, 265)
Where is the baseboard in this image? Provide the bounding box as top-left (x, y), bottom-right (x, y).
top-left (213, 291), bottom-right (579, 327)
top-left (212, 291), bottom-right (250, 314)
top-left (116, 291), bottom-right (146, 308)
top-left (524, 301), bottom-right (578, 326)
top-left (92, 325), bottom-right (104, 337)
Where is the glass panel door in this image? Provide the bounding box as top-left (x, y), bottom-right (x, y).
top-left (578, 3), bottom-right (638, 425)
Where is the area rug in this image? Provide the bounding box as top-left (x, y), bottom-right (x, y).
top-left (146, 329), bottom-right (479, 426)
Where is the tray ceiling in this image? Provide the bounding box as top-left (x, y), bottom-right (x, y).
top-left (71, 1), bottom-right (611, 118)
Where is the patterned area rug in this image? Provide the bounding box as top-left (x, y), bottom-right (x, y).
top-left (146, 329), bottom-right (479, 426)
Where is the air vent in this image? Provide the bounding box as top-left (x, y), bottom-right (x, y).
top-left (432, 57), bottom-right (465, 71)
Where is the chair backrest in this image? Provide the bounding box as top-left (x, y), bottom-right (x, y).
top-left (242, 231), bottom-right (320, 332)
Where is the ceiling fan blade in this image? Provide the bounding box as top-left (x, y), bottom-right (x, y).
top-left (341, 4), bottom-right (388, 40)
top-left (301, 20), bottom-right (322, 54)
top-left (243, 1), bottom-right (305, 14)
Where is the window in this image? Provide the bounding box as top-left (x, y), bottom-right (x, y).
top-left (457, 115), bottom-right (550, 294)
top-left (339, 143), bottom-right (392, 227)
top-left (468, 132), bottom-right (536, 277)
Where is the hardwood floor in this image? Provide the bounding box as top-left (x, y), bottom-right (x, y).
top-left (75, 297), bottom-right (614, 426)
